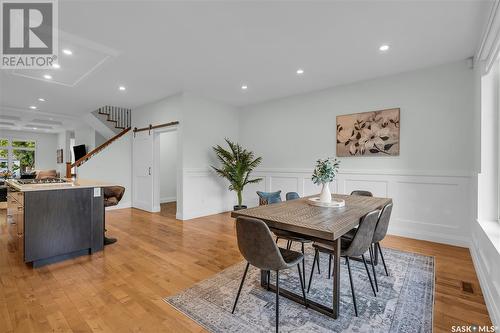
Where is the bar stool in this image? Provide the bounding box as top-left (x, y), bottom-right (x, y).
top-left (103, 186), bottom-right (125, 245)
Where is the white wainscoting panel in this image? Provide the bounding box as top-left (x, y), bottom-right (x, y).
top-left (244, 168), bottom-right (472, 247)
top-left (182, 167), bottom-right (472, 246)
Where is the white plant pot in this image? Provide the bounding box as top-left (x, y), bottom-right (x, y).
top-left (319, 183), bottom-right (332, 203)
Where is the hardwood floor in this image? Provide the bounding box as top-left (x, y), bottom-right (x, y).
top-left (0, 207), bottom-right (492, 332)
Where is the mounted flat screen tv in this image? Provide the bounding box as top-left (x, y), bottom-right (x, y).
top-left (73, 144), bottom-right (87, 161)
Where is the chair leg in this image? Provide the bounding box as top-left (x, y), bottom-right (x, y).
top-left (267, 271), bottom-right (271, 291)
top-left (286, 240), bottom-right (292, 250)
top-left (361, 255), bottom-right (377, 297)
top-left (369, 246), bottom-right (379, 292)
top-left (328, 254), bottom-right (332, 279)
top-left (307, 248), bottom-right (318, 293)
top-left (297, 264), bottom-right (307, 308)
top-left (275, 270), bottom-right (280, 333)
top-left (316, 252), bottom-right (321, 274)
top-left (275, 237), bottom-right (279, 244)
top-left (377, 243), bottom-right (389, 276)
top-left (301, 242), bottom-right (306, 283)
top-left (346, 257), bottom-right (358, 317)
top-left (232, 262), bottom-right (250, 314)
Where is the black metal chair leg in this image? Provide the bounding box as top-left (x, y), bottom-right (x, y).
top-left (267, 270), bottom-right (271, 291)
top-left (286, 240), bottom-right (292, 250)
top-left (328, 253), bottom-right (332, 279)
top-left (369, 246), bottom-right (379, 292)
top-left (275, 237), bottom-right (279, 244)
top-left (275, 270), bottom-right (280, 333)
top-left (377, 243), bottom-right (389, 276)
top-left (307, 249), bottom-right (318, 293)
top-left (301, 242), bottom-right (306, 283)
top-left (297, 264), bottom-right (307, 308)
top-left (361, 254), bottom-right (377, 297)
top-left (346, 257), bottom-right (358, 317)
top-left (316, 252), bottom-right (321, 274)
top-left (232, 262), bottom-right (250, 314)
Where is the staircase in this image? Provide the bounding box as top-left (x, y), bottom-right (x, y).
top-left (66, 106), bottom-right (132, 177)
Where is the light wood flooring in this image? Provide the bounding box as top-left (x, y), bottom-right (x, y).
top-left (0, 207), bottom-right (492, 332)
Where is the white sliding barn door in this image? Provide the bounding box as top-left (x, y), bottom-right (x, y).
top-left (132, 131), bottom-right (154, 212)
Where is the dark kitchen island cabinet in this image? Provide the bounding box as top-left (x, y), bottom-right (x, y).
top-left (6, 179), bottom-right (110, 267)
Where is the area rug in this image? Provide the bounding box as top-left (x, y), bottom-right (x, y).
top-left (164, 246), bottom-right (434, 333)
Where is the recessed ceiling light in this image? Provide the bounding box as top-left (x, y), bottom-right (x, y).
top-left (29, 106), bottom-right (37, 110)
top-left (119, 86), bottom-right (126, 91)
top-left (38, 98), bottom-right (46, 102)
top-left (379, 44), bottom-right (390, 52)
top-left (43, 74), bottom-right (52, 80)
top-left (62, 49), bottom-right (72, 55)
top-left (52, 63), bottom-right (60, 69)
top-left (32, 127), bottom-right (38, 130)
top-left (241, 85), bottom-right (248, 90)
top-left (296, 68), bottom-right (304, 75)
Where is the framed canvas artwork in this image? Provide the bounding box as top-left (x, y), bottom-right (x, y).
top-left (336, 108), bottom-right (400, 157)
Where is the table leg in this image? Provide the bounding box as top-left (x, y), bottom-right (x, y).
top-left (332, 238), bottom-right (341, 319)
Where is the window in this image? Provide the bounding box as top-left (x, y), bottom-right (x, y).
top-left (0, 138), bottom-right (36, 177)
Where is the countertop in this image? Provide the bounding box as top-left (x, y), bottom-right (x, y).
top-left (5, 179), bottom-right (119, 192)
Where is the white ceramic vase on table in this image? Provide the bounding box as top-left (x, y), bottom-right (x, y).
top-left (319, 182), bottom-right (332, 203)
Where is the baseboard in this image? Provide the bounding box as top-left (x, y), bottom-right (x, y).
top-left (106, 201), bottom-right (132, 211)
top-left (388, 225), bottom-right (470, 248)
top-left (180, 206), bottom-right (232, 221)
top-left (470, 240), bottom-right (500, 327)
top-left (160, 196), bottom-right (176, 204)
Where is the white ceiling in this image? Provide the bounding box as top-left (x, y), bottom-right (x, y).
top-left (0, 0), bottom-right (493, 132)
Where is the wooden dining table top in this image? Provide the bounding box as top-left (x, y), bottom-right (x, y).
top-left (231, 194), bottom-right (392, 241)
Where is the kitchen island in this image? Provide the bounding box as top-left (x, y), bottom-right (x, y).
top-left (6, 178), bottom-right (114, 267)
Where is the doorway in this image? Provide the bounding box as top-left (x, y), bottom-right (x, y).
top-left (156, 131), bottom-right (177, 217)
top-left (132, 124), bottom-right (180, 215)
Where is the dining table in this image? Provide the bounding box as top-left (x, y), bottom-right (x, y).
top-left (231, 193), bottom-right (392, 319)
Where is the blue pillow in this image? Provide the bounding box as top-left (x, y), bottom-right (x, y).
top-left (257, 191), bottom-right (282, 205)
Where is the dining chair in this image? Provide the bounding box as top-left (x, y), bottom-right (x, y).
top-left (320, 189), bottom-right (375, 279)
top-left (369, 202), bottom-right (393, 290)
top-left (350, 190), bottom-right (373, 197)
top-left (307, 209), bottom-right (380, 317)
top-left (257, 191), bottom-right (319, 282)
top-left (232, 217), bottom-right (307, 333)
top-left (285, 192), bottom-right (300, 201)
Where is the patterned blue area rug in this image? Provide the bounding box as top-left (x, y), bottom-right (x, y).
top-left (164, 246), bottom-right (434, 332)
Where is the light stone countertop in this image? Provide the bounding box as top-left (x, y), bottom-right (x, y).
top-left (5, 178), bottom-right (119, 192)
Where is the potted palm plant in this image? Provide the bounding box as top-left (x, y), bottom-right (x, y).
top-left (212, 139), bottom-right (263, 210)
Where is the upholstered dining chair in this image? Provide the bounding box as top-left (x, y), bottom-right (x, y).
top-left (257, 191), bottom-right (318, 282)
top-left (232, 217), bottom-right (307, 333)
top-left (318, 190), bottom-right (376, 280)
top-left (307, 209), bottom-right (380, 317)
top-left (367, 202), bottom-right (393, 291)
top-left (285, 192), bottom-right (300, 201)
top-left (350, 190), bottom-right (373, 197)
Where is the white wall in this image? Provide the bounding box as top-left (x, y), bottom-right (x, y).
top-left (0, 129), bottom-right (58, 172)
top-left (131, 92), bottom-right (239, 219)
top-left (74, 124), bottom-right (97, 152)
top-left (78, 132), bottom-right (132, 209)
top-left (239, 60), bottom-right (474, 246)
top-left (159, 131), bottom-right (177, 203)
top-left (181, 93), bottom-right (240, 219)
top-left (56, 130), bottom-right (72, 176)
